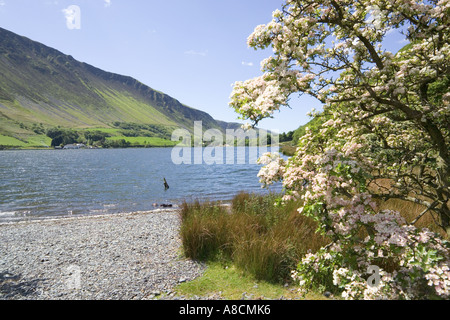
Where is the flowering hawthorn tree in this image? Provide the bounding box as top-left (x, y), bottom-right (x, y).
top-left (230, 0), bottom-right (450, 299)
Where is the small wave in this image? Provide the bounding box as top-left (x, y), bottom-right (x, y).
top-left (0, 211), bottom-right (16, 217)
top-left (89, 209), bottom-right (108, 214)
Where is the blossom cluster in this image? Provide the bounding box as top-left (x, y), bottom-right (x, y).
top-left (292, 218), bottom-right (450, 299)
top-left (285, 135), bottom-right (450, 299)
top-left (256, 152), bottom-right (286, 187)
top-left (233, 0), bottom-right (450, 299)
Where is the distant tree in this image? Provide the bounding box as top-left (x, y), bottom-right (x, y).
top-left (31, 123), bottom-right (45, 134)
top-left (46, 127), bottom-right (64, 140)
top-left (61, 130), bottom-right (78, 145)
top-left (46, 127), bottom-right (64, 147)
top-left (104, 139), bottom-right (131, 149)
top-left (46, 127), bottom-right (79, 147)
top-left (50, 135), bottom-right (63, 147)
top-left (84, 130), bottom-right (109, 144)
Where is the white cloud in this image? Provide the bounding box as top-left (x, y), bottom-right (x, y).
top-left (0, 0), bottom-right (6, 7)
top-left (62, 5), bottom-right (81, 30)
top-left (104, 0), bottom-right (111, 7)
top-left (242, 61), bottom-right (254, 67)
top-left (184, 50), bottom-right (208, 57)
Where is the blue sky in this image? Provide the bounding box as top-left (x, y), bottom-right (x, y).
top-left (0, 0), bottom-right (407, 132)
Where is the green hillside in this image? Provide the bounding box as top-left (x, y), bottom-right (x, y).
top-left (0, 27), bottom-right (240, 148)
top-left (279, 115), bottom-right (329, 156)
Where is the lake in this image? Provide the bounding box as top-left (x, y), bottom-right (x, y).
top-left (0, 147), bottom-right (283, 222)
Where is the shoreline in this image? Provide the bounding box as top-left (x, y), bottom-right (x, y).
top-left (0, 200), bottom-right (234, 227)
top-left (0, 208), bottom-right (206, 300)
top-left (0, 207), bottom-right (180, 226)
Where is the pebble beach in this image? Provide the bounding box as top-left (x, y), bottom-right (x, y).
top-left (0, 209), bottom-right (206, 300)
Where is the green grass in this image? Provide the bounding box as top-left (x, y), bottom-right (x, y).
top-left (174, 261), bottom-right (328, 300)
top-left (90, 127), bottom-right (123, 135)
top-left (0, 134), bottom-right (28, 147)
top-left (279, 142), bottom-right (297, 156)
top-left (106, 136), bottom-right (178, 147)
top-left (0, 126), bottom-right (178, 149)
top-left (0, 134), bottom-right (51, 148)
top-left (95, 87), bottom-right (177, 126)
top-left (177, 191), bottom-right (445, 300)
top-left (179, 193), bottom-right (330, 284)
top-left (0, 121), bottom-right (179, 149)
top-left (23, 134), bottom-right (52, 147)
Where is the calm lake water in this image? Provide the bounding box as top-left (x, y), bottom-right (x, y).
top-left (0, 147), bottom-right (283, 222)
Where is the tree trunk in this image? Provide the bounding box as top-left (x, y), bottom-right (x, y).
top-left (438, 202), bottom-right (450, 238)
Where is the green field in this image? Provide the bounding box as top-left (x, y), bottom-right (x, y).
top-left (0, 129), bottom-right (178, 149)
top-left (0, 134), bottom-right (51, 148)
top-left (0, 135), bottom-right (27, 147)
top-left (90, 127), bottom-right (123, 135)
top-left (106, 136), bottom-right (178, 147)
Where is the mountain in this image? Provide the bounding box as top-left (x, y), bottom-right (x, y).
top-left (0, 27), bottom-right (241, 147)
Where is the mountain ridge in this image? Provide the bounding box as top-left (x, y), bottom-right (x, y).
top-left (0, 27), bottom-right (241, 147)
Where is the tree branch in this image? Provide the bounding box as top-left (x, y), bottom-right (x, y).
top-left (409, 200), bottom-right (438, 226)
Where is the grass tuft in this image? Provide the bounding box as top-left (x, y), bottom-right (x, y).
top-left (179, 192), bottom-right (330, 284)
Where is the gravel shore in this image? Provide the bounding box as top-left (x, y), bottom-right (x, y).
top-left (0, 209), bottom-right (206, 300)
